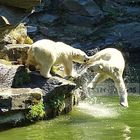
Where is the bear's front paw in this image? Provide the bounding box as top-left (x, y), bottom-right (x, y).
top-left (120, 96), bottom-right (128, 107)
top-left (120, 101), bottom-right (128, 108)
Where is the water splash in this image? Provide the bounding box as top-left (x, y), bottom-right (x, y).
top-left (77, 101), bottom-right (119, 118)
top-left (73, 59), bottom-right (138, 118)
top-left (124, 65), bottom-right (139, 83)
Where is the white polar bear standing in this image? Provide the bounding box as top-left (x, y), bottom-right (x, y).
top-left (27, 39), bottom-right (89, 78)
top-left (87, 48), bottom-right (128, 107)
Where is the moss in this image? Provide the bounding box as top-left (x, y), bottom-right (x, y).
top-left (26, 101), bottom-right (45, 122)
top-left (51, 65), bottom-right (60, 74)
top-left (47, 95), bottom-right (65, 113)
top-left (4, 23), bottom-right (33, 45)
top-left (51, 65), bottom-right (65, 77)
top-left (24, 36), bottom-right (33, 44)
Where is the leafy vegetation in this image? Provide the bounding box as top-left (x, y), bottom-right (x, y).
top-left (47, 95), bottom-right (65, 113)
top-left (26, 101), bottom-right (45, 121)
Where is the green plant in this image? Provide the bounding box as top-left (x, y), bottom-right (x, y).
top-left (48, 95), bottom-right (65, 113)
top-left (26, 102), bottom-right (45, 121)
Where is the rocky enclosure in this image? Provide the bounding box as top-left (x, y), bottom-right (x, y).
top-left (0, 0), bottom-right (140, 127)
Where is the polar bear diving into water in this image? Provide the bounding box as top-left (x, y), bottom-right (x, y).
top-left (26, 39), bottom-right (89, 78)
top-left (86, 48), bottom-right (128, 107)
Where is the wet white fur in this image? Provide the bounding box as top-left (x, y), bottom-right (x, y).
top-left (87, 48), bottom-right (128, 107)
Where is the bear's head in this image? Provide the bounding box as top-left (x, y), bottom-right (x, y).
top-left (72, 49), bottom-right (89, 64)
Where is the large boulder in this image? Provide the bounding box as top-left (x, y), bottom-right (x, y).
top-left (61, 0), bottom-right (103, 17)
top-left (0, 0), bottom-right (41, 10)
top-left (38, 13), bottom-right (59, 26)
top-left (109, 22), bottom-right (140, 49)
top-left (0, 23), bottom-right (33, 61)
top-left (89, 22), bottom-right (140, 51)
top-left (0, 6), bottom-right (29, 44)
top-left (0, 88), bottom-right (43, 126)
top-left (0, 0), bottom-right (40, 50)
top-left (0, 63), bottom-right (76, 96)
top-left (0, 6), bottom-right (29, 27)
top-left (28, 72), bottom-right (76, 98)
top-left (60, 0), bottom-right (104, 27)
top-left (0, 62), bottom-right (77, 124)
top-left (0, 63), bottom-right (29, 88)
top-left (65, 13), bottom-right (104, 27)
top-left (0, 44), bottom-right (31, 63)
top-left (0, 88), bottom-right (43, 112)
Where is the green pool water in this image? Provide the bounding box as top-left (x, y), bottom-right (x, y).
top-left (0, 96), bottom-right (140, 140)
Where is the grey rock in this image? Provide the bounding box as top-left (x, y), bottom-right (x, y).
top-left (0, 6), bottom-right (29, 43)
top-left (0, 6), bottom-right (30, 26)
top-left (0, 0), bottom-right (38, 48)
top-left (108, 22), bottom-right (140, 48)
top-left (27, 26), bottom-right (38, 34)
top-left (1, 44), bottom-right (31, 62)
top-left (84, 22), bottom-right (140, 50)
top-left (0, 111), bottom-right (25, 126)
top-left (62, 0), bottom-right (102, 17)
top-left (0, 63), bottom-right (30, 88)
top-left (3, 23), bottom-right (28, 45)
top-left (65, 13), bottom-right (104, 27)
top-left (0, 87), bottom-right (43, 126)
top-left (39, 26), bottom-right (48, 36)
top-left (125, 6), bottom-right (140, 20)
top-left (38, 13), bottom-right (59, 26)
top-left (63, 25), bottom-right (94, 37)
top-left (0, 88), bottom-right (43, 111)
top-left (0, 0), bottom-right (40, 10)
top-left (46, 27), bottom-right (65, 39)
top-left (28, 72), bottom-right (76, 98)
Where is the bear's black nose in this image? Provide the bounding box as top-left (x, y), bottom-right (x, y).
top-left (84, 58), bottom-right (89, 63)
top-left (84, 59), bottom-right (87, 62)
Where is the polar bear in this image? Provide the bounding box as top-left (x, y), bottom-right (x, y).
top-left (26, 39), bottom-right (89, 78)
top-left (86, 48), bottom-right (128, 107)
